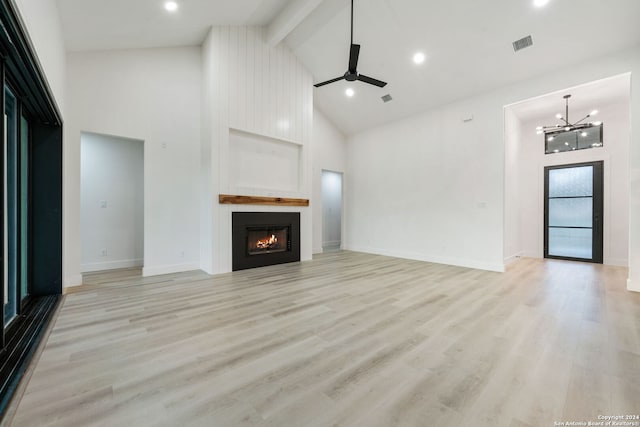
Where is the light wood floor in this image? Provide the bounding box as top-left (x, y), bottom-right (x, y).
top-left (7, 252), bottom-right (640, 426)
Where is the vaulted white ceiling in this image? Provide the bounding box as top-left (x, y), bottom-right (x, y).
top-left (56, 0), bottom-right (291, 51)
top-left (55, 0), bottom-right (640, 135)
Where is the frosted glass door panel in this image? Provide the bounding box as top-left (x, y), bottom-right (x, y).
top-left (548, 166), bottom-right (592, 197)
top-left (548, 228), bottom-right (592, 259)
top-left (548, 198), bottom-right (593, 227)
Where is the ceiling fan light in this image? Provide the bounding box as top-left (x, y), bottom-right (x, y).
top-left (345, 88), bottom-right (355, 97)
top-left (413, 52), bottom-right (426, 64)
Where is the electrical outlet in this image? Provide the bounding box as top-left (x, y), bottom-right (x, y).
top-left (99, 200), bottom-right (108, 208)
top-left (100, 248), bottom-right (108, 257)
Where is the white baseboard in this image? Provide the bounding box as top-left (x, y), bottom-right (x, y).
top-left (312, 246), bottom-right (323, 254)
top-left (605, 258), bottom-right (628, 267)
top-left (64, 274), bottom-right (83, 288)
top-left (503, 253), bottom-right (523, 266)
top-left (81, 258), bottom-right (143, 273)
top-left (345, 245), bottom-right (505, 273)
top-left (521, 251), bottom-right (542, 259)
top-left (143, 263), bottom-right (200, 277)
top-left (628, 278), bottom-right (640, 293)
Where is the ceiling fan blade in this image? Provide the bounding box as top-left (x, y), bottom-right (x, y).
top-left (348, 44), bottom-right (360, 73)
top-left (314, 76), bottom-right (345, 88)
top-left (357, 74), bottom-right (387, 88)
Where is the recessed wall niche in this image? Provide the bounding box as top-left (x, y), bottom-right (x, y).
top-left (228, 128), bottom-right (302, 192)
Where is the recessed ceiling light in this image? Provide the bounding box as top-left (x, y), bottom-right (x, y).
top-left (164, 1), bottom-right (178, 12)
top-left (555, 113), bottom-right (562, 119)
top-left (590, 109), bottom-right (598, 116)
top-left (345, 88), bottom-right (355, 97)
top-left (533, 0), bottom-right (550, 7)
top-left (413, 52), bottom-right (426, 65)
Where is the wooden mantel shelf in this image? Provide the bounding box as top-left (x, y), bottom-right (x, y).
top-left (219, 194), bottom-right (309, 207)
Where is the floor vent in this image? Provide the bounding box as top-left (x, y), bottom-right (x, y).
top-left (512, 35), bottom-right (533, 52)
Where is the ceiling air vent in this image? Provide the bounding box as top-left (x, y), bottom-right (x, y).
top-left (381, 94), bottom-right (393, 103)
top-left (512, 35), bottom-right (533, 52)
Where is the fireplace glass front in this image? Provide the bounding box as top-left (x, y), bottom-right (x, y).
top-left (232, 212), bottom-right (300, 271)
top-left (247, 226), bottom-right (290, 255)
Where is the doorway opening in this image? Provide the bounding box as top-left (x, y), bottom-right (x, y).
top-left (321, 170), bottom-right (343, 252)
top-left (544, 161), bottom-right (603, 263)
top-left (503, 73), bottom-right (630, 267)
top-left (80, 132), bottom-right (144, 273)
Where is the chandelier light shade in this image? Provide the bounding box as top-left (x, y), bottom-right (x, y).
top-left (536, 94), bottom-right (604, 154)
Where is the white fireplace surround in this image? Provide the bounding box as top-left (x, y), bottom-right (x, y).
top-left (201, 26), bottom-right (313, 275)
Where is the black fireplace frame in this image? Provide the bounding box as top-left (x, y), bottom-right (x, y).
top-left (232, 212), bottom-right (300, 271)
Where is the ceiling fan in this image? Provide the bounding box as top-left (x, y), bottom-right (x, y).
top-left (313, 0), bottom-right (387, 89)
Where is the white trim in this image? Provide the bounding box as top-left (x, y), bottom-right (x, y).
top-left (605, 258), bottom-right (628, 267)
top-left (143, 263), bottom-right (200, 277)
top-left (503, 253), bottom-right (523, 265)
top-left (64, 274), bottom-right (83, 288)
top-left (628, 278), bottom-right (640, 293)
top-left (345, 246), bottom-right (505, 273)
top-left (81, 259), bottom-right (143, 273)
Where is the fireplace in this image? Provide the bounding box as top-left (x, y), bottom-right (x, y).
top-left (232, 212), bottom-right (300, 271)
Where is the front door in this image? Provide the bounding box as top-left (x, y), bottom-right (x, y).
top-left (544, 161), bottom-right (603, 263)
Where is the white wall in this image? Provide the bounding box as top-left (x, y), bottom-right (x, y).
top-left (347, 97), bottom-right (505, 272)
top-left (312, 109), bottom-right (347, 253)
top-left (14, 0), bottom-right (66, 114)
top-left (504, 108), bottom-right (522, 264)
top-left (80, 132), bottom-right (144, 272)
top-left (514, 98), bottom-right (630, 266)
top-left (65, 47), bottom-right (202, 285)
top-left (201, 26), bottom-right (314, 274)
top-left (347, 45), bottom-right (640, 283)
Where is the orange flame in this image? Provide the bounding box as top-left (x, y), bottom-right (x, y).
top-left (256, 234), bottom-right (277, 249)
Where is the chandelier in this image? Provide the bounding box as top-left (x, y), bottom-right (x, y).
top-left (536, 94), bottom-right (603, 154)
top-left (536, 94), bottom-right (601, 135)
